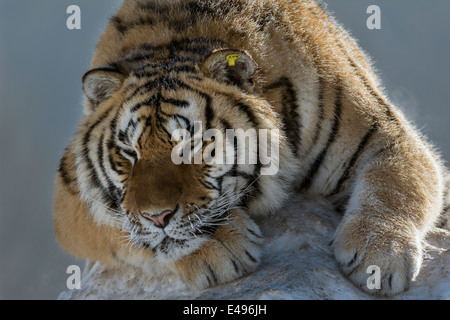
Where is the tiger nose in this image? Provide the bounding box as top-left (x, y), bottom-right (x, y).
top-left (141, 209), bottom-right (175, 228)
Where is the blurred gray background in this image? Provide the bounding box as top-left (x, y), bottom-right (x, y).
top-left (0, 0), bottom-right (449, 299)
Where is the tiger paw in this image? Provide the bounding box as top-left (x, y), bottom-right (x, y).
top-left (170, 210), bottom-right (263, 289)
top-left (332, 216), bottom-right (422, 296)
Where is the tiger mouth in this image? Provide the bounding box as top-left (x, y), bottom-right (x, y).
top-left (127, 205), bottom-right (234, 253)
top-left (135, 229), bottom-right (196, 250)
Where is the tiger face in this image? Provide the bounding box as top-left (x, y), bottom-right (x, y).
top-left (74, 42), bottom-right (287, 263)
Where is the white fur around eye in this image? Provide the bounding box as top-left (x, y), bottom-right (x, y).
top-left (167, 116), bottom-right (190, 133)
top-left (118, 148), bottom-right (138, 165)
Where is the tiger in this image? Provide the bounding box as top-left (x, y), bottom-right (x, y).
top-left (53, 0), bottom-right (450, 296)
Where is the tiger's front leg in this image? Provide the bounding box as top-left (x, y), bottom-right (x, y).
top-left (169, 209), bottom-right (263, 289)
top-left (331, 145), bottom-right (444, 296)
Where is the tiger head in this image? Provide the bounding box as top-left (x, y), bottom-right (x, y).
top-left (73, 43), bottom-right (294, 262)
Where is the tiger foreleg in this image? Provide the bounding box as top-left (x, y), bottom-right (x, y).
top-left (331, 148), bottom-right (443, 296)
top-left (169, 209), bottom-right (263, 289)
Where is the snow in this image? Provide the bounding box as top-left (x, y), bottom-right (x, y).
top-left (58, 195), bottom-right (450, 300)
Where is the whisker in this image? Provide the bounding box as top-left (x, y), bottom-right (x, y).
top-left (86, 196), bottom-right (125, 226)
top-left (194, 213), bottom-right (202, 224)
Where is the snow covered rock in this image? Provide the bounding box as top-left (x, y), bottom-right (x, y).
top-left (58, 195), bottom-right (450, 300)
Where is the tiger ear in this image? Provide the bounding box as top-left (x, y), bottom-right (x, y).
top-left (200, 49), bottom-right (258, 93)
top-left (82, 65), bottom-right (126, 106)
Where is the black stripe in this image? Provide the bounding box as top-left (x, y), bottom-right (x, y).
top-left (235, 102), bottom-right (258, 127)
top-left (198, 177), bottom-right (220, 191)
top-left (138, 2), bottom-right (170, 15)
top-left (164, 65), bottom-right (197, 74)
top-left (130, 99), bottom-right (157, 113)
top-left (346, 58), bottom-right (401, 128)
top-left (171, 19), bottom-right (196, 33)
top-left (206, 264), bottom-right (218, 286)
top-left (299, 85), bottom-right (343, 191)
top-left (388, 274), bottom-right (393, 291)
top-left (328, 122), bottom-right (379, 196)
top-left (281, 80), bottom-right (301, 156)
top-left (58, 152), bottom-right (77, 188)
top-left (305, 3), bottom-right (399, 130)
top-left (97, 132), bottom-right (108, 185)
top-left (132, 70), bottom-right (159, 79)
top-left (172, 114), bottom-right (191, 132)
top-left (162, 82), bottom-right (214, 129)
top-left (108, 153), bottom-right (126, 176)
top-left (122, 53), bottom-right (157, 65)
top-left (125, 79), bottom-right (160, 102)
top-left (121, 38), bottom-right (220, 63)
top-left (234, 170), bottom-right (257, 181)
top-left (118, 147), bottom-right (138, 163)
top-left (231, 259), bottom-right (240, 274)
top-left (140, 64), bottom-right (196, 77)
top-left (97, 132), bottom-right (122, 209)
top-left (219, 111), bottom-right (262, 201)
top-left (265, 77), bottom-right (301, 156)
top-left (186, 1), bottom-right (216, 17)
top-left (82, 119), bottom-right (109, 191)
top-left (161, 75), bottom-right (181, 91)
top-left (110, 15), bottom-right (154, 35)
top-left (220, 118), bottom-right (233, 131)
top-left (82, 113), bottom-right (121, 211)
top-left (203, 94), bottom-right (214, 131)
top-left (109, 107), bottom-right (122, 137)
top-left (110, 16), bottom-right (128, 34)
top-left (129, 78), bottom-right (194, 106)
top-left (154, 109), bottom-right (176, 142)
top-left (167, 37), bottom-right (220, 55)
top-left (255, 8), bottom-right (276, 32)
top-left (119, 118), bottom-right (138, 145)
top-left (117, 130), bottom-right (130, 145)
top-left (247, 228), bottom-right (263, 239)
top-left (136, 116), bottom-right (153, 150)
top-left (58, 154), bottom-right (70, 184)
top-left (372, 141), bottom-right (395, 160)
top-left (333, 194), bottom-right (350, 214)
top-left (245, 250), bottom-right (257, 263)
top-left (124, 119), bottom-right (138, 138)
top-left (161, 97), bottom-right (190, 108)
top-left (310, 77), bottom-right (325, 148)
top-left (217, 163), bottom-right (257, 187)
top-left (347, 252), bottom-right (358, 268)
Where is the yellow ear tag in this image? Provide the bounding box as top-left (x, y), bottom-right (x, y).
top-left (226, 54), bottom-right (242, 67)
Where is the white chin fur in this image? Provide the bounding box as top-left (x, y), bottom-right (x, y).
top-left (154, 236), bottom-right (208, 263)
